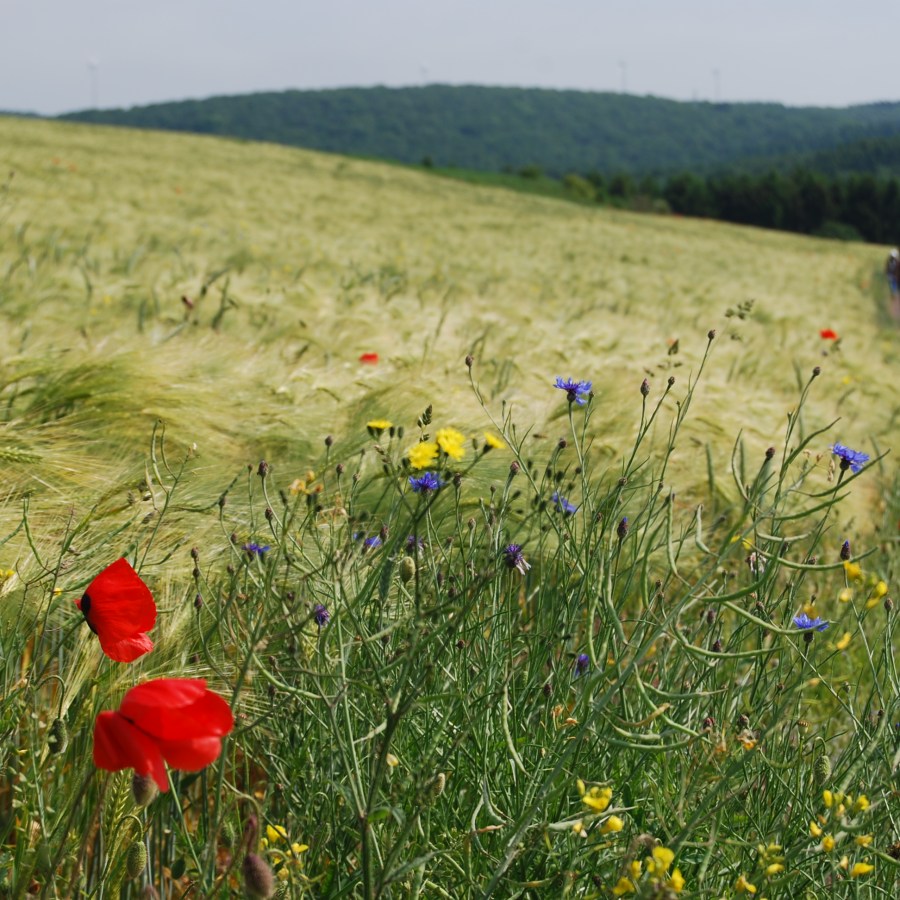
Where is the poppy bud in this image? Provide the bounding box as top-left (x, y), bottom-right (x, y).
top-left (813, 753), bottom-right (831, 785)
top-left (132, 773), bottom-right (159, 807)
top-left (243, 852), bottom-right (275, 898)
top-left (48, 718), bottom-right (68, 754)
top-left (126, 841), bottom-right (147, 879)
top-left (399, 556), bottom-right (416, 584)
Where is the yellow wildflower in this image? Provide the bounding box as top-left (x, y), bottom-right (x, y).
top-left (735, 874), bottom-right (757, 894)
top-left (407, 441), bottom-right (438, 469)
top-left (821, 835), bottom-right (835, 852)
top-left (629, 860), bottom-right (642, 881)
top-left (386, 753), bottom-right (399, 768)
top-left (601, 815), bottom-right (624, 834)
top-left (854, 834), bottom-right (873, 847)
top-left (436, 427), bottom-right (466, 460)
top-left (611, 877), bottom-right (636, 896)
top-left (809, 821), bottom-right (823, 838)
top-left (765, 863), bottom-right (784, 876)
top-left (483, 432), bottom-right (506, 450)
top-left (571, 819), bottom-right (586, 837)
top-left (872, 580), bottom-right (888, 598)
top-left (667, 868), bottom-right (685, 892)
top-left (853, 794), bottom-right (869, 813)
top-left (839, 855), bottom-right (849, 870)
top-left (266, 824), bottom-right (288, 844)
top-left (823, 790), bottom-right (833, 808)
top-left (581, 785), bottom-right (613, 813)
top-left (277, 867), bottom-right (290, 881)
top-left (838, 588), bottom-right (853, 603)
top-left (291, 842), bottom-right (309, 856)
top-left (366, 419), bottom-right (393, 433)
top-left (850, 861), bottom-right (874, 877)
top-left (843, 561), bottom-right (863, 581)
top-left (646, 846), bottom-right (674, 875)
top-left (835, 632), bottom-right (851, 651)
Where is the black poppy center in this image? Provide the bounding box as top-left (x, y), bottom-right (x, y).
top-left (80, 593), bottom-right (99, 634)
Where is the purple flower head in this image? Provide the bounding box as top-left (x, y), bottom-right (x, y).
top-left (551, 491), bottom-right (577, 515)
top-left (313, 604), bottom-right (330, 627)
top-left (831, 443), bottom-right (869, 473)
top-left (363, 536), bottom-right (383, 551)
top-left (574, 653), bottom-right (591, 677)
top-left (243, 542), bottom-right (270, 557)
top-left (406, 535), bottom-right (425, 552)
top-left (409, 471), bottom-right (443, 494)
top-left (554, 377), bottom-right (592, 406)
top-left (792, 612), bottom-right (829, 632)
top-left (503, 544), bottom-right (531, 574)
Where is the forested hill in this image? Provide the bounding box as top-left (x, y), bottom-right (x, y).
top-left (59, 85), bottom-right (900, 176)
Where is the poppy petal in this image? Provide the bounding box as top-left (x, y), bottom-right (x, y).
top-left (99, 632), bottom-right (155, 663)
top-left (119, 679), bottom-right (234, 740)
top-left (93, 711), bottom-right (168, 791)
top-left (156, 736), bottom-right (225, 771)
top-left (81, 558), bottom-right (156, 645)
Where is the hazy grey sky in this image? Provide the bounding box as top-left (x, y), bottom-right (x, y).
top-left (2, 0), bottom-right (899, 115)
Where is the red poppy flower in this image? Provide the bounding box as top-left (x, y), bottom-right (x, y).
top-left (94, 678), bottom-right (234, 791)
top-left (75, 558), bottom-right (156, 662)
top-left (820, 329), bottom-right (839, 340)
top-left (359, 352), bottom-right (379, 364)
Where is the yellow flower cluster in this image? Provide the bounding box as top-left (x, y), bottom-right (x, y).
top-left (577, 779), bottom-right (612, 813)
top-left (612, 846), bottom-right (684, 895)
top-left (435, 427), bottom-right (466, 460)
top-left (812, 790), bottom-right (875, 877)
top-left (840, 562), bottom-right (889, 608)
top-left (260, 823), bottom-right (309, 883)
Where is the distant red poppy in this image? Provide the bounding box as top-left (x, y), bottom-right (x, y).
top-left (359, 352), bottom-right (379, 364)
top-left (94, 678), bottom-right (234, 791)
top-left (75, 558), bottom-right (156, 662)
top-left (820, 329), bottom-right (839, 340)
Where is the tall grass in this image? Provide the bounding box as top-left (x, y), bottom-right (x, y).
top-left (0, 117), bottom-right (897, 897)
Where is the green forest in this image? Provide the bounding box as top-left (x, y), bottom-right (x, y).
top-left (61, 85), bottom-right (900, 176)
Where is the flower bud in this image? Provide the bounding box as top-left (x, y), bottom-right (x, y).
top-left (813, 753), bottom-right (832, 785)
top-left (132, 773), bottom-right (159, 807)
top-left (465, 354), bottom-right (474, 368)
top-left (399, 556), bottom-right (416, 584)
top-left (126, 841), bottom-right (148, 879)
top-left (243, 852), bottom-right (275, 898)
top-left (840, 540), bottom-right (851, 561)
top-left (47, 718), bottom-right (68, 755)
top-left (617, 517), bottom-right (628, 540)
top-left (640, 378), bottom-right (650, 397)
top-left (707, 329), bottom-right (716, 340)
top-left (765, 447), bottom-right (775, 460)
top-left (257, 460), bottom-right (269, 478)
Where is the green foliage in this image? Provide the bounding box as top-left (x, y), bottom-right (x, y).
top-left (59, 85), bottom-right (900, 177)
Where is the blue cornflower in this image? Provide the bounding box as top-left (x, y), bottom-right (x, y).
top-left (554, 377), bottom-right (592, 405)
top-left (574, 653), bottom-right (591, 677)
top-left (831, 443), bottom-right (869, 473)
top-left (243, 542), bottom-right (270, 557)
top-left (503, 544), bottom-right (531, 574)
top-left (409, 472), bottom-right (443, 494)
top-left (406, 535), bottom-right (425, 551)
top-left (313, 603), bottom-right (330, 627)
top-left (363, 536), bottom-right (383, 551)
top-left (551, 491), bottom-right (578, 515)
top-left (792, 612), bottom-right (829, 632)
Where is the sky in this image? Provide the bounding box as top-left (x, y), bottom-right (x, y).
top-left (2, 0), bottom-right (899, 115)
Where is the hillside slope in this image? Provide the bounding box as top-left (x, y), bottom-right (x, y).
top-left (0, 115), bottom-right (896, 556)
top-left (60, 85), bottom-right (900, 176)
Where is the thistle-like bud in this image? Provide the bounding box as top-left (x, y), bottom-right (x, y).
top-left (47, 718), bottom-right (68, 755)
top-left (616, 517), bottom-right (628, 540)
top-left (243, 852), bottom-right (275, 898)
top-left (765, 447), bottom-right (775, 460)
top-left (813, 753), bottom-right (832, 785)
top-left (132, 773), bottom-right (159, 808)
top-left (840, 540), bottom-right (851, 561)
top-left (257, 460), bottom-right (269, 478)
top-left (812, 366), bottom-right (821, 377)
top-left (126, 841), bottom-right (148, 879)
top-left (399, 556), bottom-right (416, 584)
top-left (465, 354), bottom-right (474, 368)
top-left (640, 378), bottom-right (650, 397)
top-left (707, 329), bottom-right (716, 340)
top-left (324, 435), bottom-right (334, 447)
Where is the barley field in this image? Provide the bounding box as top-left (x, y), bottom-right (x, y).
top-left (0, 116), bottom-right (897, 898)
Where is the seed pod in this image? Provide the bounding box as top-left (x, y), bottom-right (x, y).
top-left (430, 772), bottom-right (446, 798)
top-left (47, 718), bottom-right (68, 755)
top-left (126, 841), bottom-right (148, 879)
top-left (813, 753), bottom-right (832, 786)
top-left (399, 556), bottom-right (416, 584)
top-left (243, 852), bottom-right (275, 898)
